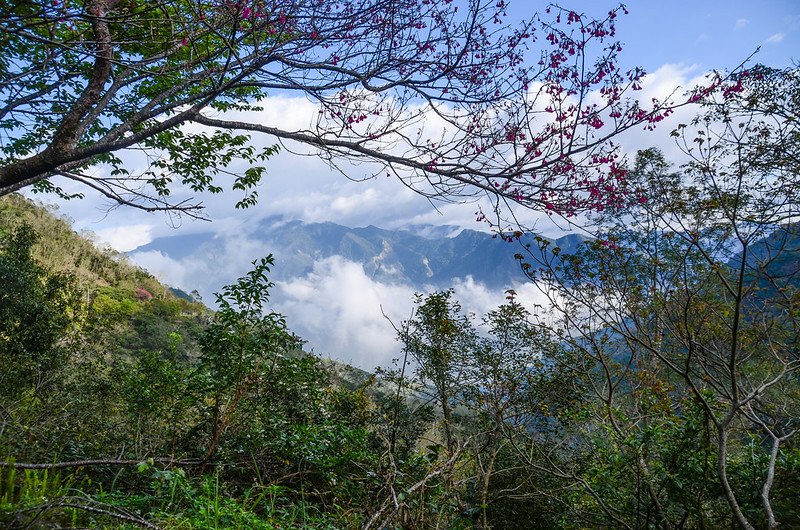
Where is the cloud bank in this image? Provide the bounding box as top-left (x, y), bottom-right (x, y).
top-left (130, 245), bottom-right (550, 370)
top-left (275, 257), bottom-right (551, 369)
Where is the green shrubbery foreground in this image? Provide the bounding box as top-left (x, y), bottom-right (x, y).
top-left (2, 192), bottom-right (799, 528)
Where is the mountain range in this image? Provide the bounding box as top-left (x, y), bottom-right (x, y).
top-left (133, 217), bottom-right (589, 290)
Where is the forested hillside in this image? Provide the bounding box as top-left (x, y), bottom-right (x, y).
top-left (0, 194), bottom-right (170, 296)
top-left (2, 193), bottom-right (800, 529)
top-left (1, 0), bottom-right (798, 527)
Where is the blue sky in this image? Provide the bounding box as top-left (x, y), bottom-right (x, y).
top-left (619, 1), bottom-right (798, 71)
top-left (24, 1), bottom-right (800, 367)
top-left (41, 0), bottom-right (800, 249)
top-left (513, 1), bottom-right (800, 72)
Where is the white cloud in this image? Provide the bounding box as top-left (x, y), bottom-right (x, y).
top-left (95, 224), bottom-right (153, 252)
top-left (41, 56), bottom-right (710, 254)
top-left (43, 60), bottom-right (710, 289)
top-left (129, 250), bottom-right (187, 287)
top-left (638, 63), bottom-right (701, 103)
top-left (735, 18), bottom-right (749, 30)
top-left (450, 276), bottom-right (549, 321)
top-left (267, 185), bottom-right (430, 228)
top-left (765, 32), bottom-right (785, 44)
top-left (274, 256), bottom-right (418, 369)
top-left (128, 241), bottom-right (524, 369)
top-left (271, 256), bottom-right (552, 370)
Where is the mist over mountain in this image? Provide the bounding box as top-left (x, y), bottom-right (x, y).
top-left (134, 216), bottom-right (589, 289)
top-left (137, 220), bottom-right (795, 368)
top-left (130, 217), bottom-right (588, 367)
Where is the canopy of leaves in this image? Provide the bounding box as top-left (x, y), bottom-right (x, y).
top-left (0, 1), bottom-right (673, 219)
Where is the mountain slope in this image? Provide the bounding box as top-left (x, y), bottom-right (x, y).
top-left (1, 193), bottom-right (172, 297)
top-left (134, 216), bottom-right (590, 289)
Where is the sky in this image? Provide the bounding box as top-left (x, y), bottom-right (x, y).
top-left (24, 0), bottom-right (800, 368)
top-left (41, 0), bottom-right (800, 248)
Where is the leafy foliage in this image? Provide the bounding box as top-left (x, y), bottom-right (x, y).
top-left (1, 63), bottom-right (800, 527)
top-left (0, 1), bottom-right (675, 219)
top-left (0, 223), bottom-right (81, 399)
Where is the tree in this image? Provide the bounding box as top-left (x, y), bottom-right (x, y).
top-left (515, 66), bottom-right (800, 529)
top-left (386, 290), bottom-right (575, 529)
top-left (465, 292), bottom-right (574, 529)
top-left (196, 255), bottom-right (299, 465)
top-left (366, 290), bottom-right (478, 529)
top-left (398, 290), bottom-right (476, 459)
top-left (0, 223), bottom-right (81, 399)
top-left (0, 1), bottom-right (674, 218)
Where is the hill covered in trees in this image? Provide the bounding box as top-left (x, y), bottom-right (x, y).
top-left (1, 0), bottom-right (798, 526)
top-left (2, 193), bottom-right (800, 529)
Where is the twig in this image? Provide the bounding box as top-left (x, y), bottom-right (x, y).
top-left (0, 458), bottom-right (203, 470)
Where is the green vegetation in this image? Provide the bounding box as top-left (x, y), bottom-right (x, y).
top-left (0, 195), bottom-right (488, 528)
top-left (2, 167), bottom-right (800, 528)
top-left (1, 66), bottom-right (799, 528)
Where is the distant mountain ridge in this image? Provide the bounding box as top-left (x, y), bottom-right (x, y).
top-left (134, 217), bottom-right (590, 289)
